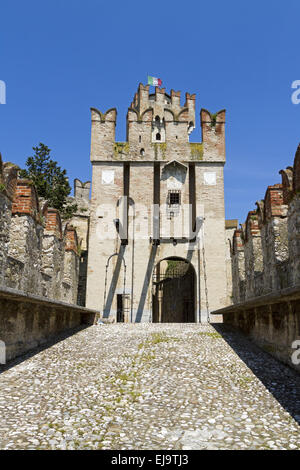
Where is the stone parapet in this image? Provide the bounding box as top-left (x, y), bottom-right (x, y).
top-left (211, 286), bottom-right (300, 372)
top-left (230, 143), bottom-right (299, 301)
top-left (0, 154), bottom-right (81, 305)
top-left (0, 285), bottom-right (98, 363)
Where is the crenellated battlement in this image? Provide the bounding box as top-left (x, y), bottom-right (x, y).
top-left (292, 143), bottom-right (300, 192)
top-left (230, 143), bottom-right (300, 302)
top-left (90, 83), bottom-right (226, 163)
top-left (279, 167), bottom-right (293, 204)
top-left (0, 153), bottom-right (80, 303)
top-left (129, 83), bottom-right (195, 122)
top-left (44, 207), bottom-right (63, 239)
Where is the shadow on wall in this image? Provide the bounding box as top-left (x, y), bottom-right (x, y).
top-left (211, 323), bottom-right (300, 425)
top-left (135, 244), bottom-right (157, 323)
top-left (102, 242), bottom-right (199, 323)
top-left (0, 324), bottom-right (90, 375)
top-left (103, 245), bottom-right (126, 318)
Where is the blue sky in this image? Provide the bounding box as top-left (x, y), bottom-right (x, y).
top-left (0, 0), bottom-right (299, 223)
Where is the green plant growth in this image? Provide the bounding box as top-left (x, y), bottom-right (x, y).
top-left (190, 143), bottom-right (203, 160)
top-left (151, 142), bottom-right (167, 160)
top-left (210, 113), bottom-right (218, 127)
top-left (198, 331), bottom-right (222, 339)
top-left (166, 259), bottom-right (180, 272)
top-left (114, 142), bottom-right (130, 158)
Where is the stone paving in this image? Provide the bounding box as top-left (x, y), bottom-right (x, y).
top-left (0, 323), bottom-right (299, 450)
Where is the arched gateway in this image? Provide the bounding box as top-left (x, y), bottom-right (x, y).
top-left (152, 257), bottom-right (196, 322)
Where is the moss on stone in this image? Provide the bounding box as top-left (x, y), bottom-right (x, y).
top-left (190, 143), bottom-right (203, 160)
top-left (151, 143), bottom-right (167, 160)
top-left (198, 331), bottom-right (222, 339)
top-left (114, 142), bottom-right (130, 159)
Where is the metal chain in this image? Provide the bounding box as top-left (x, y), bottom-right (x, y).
top-left (201, 222), bottom-right (210, 323)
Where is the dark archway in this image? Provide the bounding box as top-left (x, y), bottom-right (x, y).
top-left (152, 257), bottom-right (196, 322)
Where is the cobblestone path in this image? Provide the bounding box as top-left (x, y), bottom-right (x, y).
top-left (0, 323), bottom-right (299, 450)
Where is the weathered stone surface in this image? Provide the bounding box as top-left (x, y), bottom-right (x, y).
top-left (66, 180), bottom-right (91, 306)
top-left (224, 144), bottom-right (300, 370)
top-left (0, 286), bottom-right (97, 362)
top-left (225, 220), bottom-right (238, 305)
top-left (230, 144), bottom-right (300, 302)
top-left (0, 323), bottom-right (299, 450)
top-left (231, 230), bottom-right (246, 303)
top-left (213, 286), bottom-right (300, 372)
top-left (0, 160), bottom-right (81, 305)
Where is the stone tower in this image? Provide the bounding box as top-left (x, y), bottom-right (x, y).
top-left (86, 83), bottom-right (227, 322)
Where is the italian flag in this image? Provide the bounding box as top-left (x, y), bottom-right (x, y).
top-left (148, 75), bottom-right (162, 87)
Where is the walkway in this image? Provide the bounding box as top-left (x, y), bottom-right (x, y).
top-left (0, 323), bottom-right (299, 450)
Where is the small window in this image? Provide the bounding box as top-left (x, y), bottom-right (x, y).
top-left (156, 133), bottom-right (161, 141)
top-left (168, 190), bottom-right (181, 206)
top-left (139, 135), bottom-right (141, 143)
top-left (155, 115), bottom-right (160, 124)
top-left (140, 148), bottom-right (145, 156)
top-left (188, 121), bottom-right (194, 135)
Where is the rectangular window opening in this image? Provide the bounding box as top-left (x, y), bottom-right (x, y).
top-left (168, 190), bottom-right (181, 206)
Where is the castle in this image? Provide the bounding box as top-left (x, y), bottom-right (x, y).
top-left (85, 83), bottom-right (231, 322)
top-left (1, 83), bottom-right (300, 367)
top-left (0, 83), bottom-right (246, 325)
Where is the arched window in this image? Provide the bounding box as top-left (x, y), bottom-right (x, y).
top-left (140, 148), bottom-right (145, 156)
top-left (155, 115), bottom-right (160, 124)
top-left (156, 133), bottom-right (161, 141)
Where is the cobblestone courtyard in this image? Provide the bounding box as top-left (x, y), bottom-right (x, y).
top-left (0, 323), bottom-right (299, 450)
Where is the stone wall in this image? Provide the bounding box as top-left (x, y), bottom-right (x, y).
top-left (211, 287), bottom-right (300, 373)
top-left (0, 159), bottom-right (18, 287)
top-left (231, 229), bottom-right (246, 303)
top-left (66, 179), bottom-right (90, 306)
top-left (0, 154), bottom-right (80, 304)
top-left (0, 286), bottom-right (97, 362)
top-left (219, 144), bottom-right (300, 370)
top-left (230, 144), bottom-right (300, 301)
top-left (225, 220), bottom-right (238, 304)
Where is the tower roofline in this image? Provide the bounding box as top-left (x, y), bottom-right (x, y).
top-left (130, 83), bottom-right (196, 115)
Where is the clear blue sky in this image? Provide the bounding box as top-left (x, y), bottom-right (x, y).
top-left (0, 0), bottom-right (299, 224)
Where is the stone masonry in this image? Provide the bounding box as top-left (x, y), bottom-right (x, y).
top-left (230, 144), bottom-right (300, 301)
top-left (67, 179), bottom-right (91, 306)
top-left (1, 323), bottom-right (299, 450)
top-left (0, 154), bottom-right (80, 304)
top-left (86, 83), bottom-right (229, 322)
top-left (213, 144), bottom-right (300, 372)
